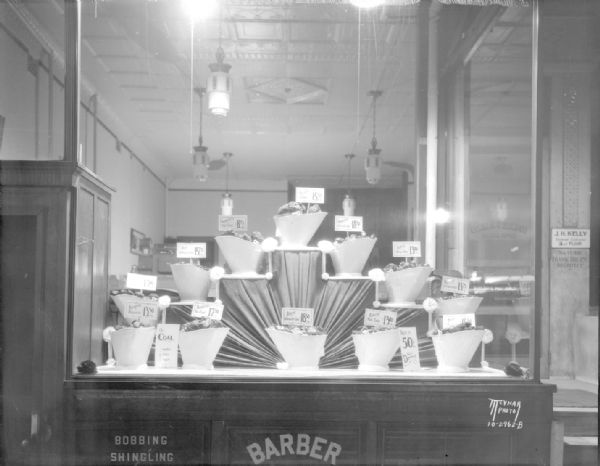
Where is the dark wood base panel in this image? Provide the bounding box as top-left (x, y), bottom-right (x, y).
top-left (64, 381), bottom-right (555, 466)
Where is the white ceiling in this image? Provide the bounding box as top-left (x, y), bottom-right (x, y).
top-left (78, 1), bottom-right (419, 187)
top-left (21, 0), bottom-right (536, 191)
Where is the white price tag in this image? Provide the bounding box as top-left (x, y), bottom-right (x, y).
top-left (398, 327), bottom-right (420, 370)
top-left (218, 215), bottom-right (248, 232)
top-left (191, 301), bottom-right (224, 321)
top-left (551, 228), bottom-right (590, 248)
top-left (442, 313), bottom-right (476, 329)
top-left (334, 215), bottom-right (363, 232)
top-left (363, 308), bottom-right (397, 329)
top-left (295, 187), bottom-right (325, 204)
top-left (154, 324), bottom-right (180, 368)
top-left (126, 273), bottom-right (157, 291)
top-left (176, 242), bottom-right (206, 259)
top-left (392, 241), bottom-right (422, 258)
top-left (124, 300), bottom-right (159, 324)
top-left (440, 276), bottom-right (470, 295)
top-left (281, 307), bottom-right (314, 327)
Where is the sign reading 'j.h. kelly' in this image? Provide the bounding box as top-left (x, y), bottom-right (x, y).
top-left (247, 434), bottom-right (342, 465)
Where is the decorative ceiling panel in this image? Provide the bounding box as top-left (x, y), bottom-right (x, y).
top-left (245, 77), bottom-right (329, 104)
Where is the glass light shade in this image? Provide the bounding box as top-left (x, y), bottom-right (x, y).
top-left (193, 150), bottom-right (210, 182)
top-left (207, 71), bottom-right (231, 117)
top-left (342, 194), bottom-right (356, 216)
top-left (221, 193), bottom-right (233, 216)
top-left (364, 153), bottom-right (381, 185)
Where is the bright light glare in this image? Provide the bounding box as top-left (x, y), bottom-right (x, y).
top-left (182, 0), bottom-right (218, 21)
top-left (350, 0), bottom-right (385, 8)
top-left (432, 208), bottom-right (450, 224)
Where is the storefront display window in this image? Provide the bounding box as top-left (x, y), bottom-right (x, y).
top-left (1, 1), bottom-right (540, 381)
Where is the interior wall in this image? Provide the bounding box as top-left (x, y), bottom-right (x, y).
top-left (95, 122), bottom-right (166, 275)
top-left (0, 10), bottom-right (166, 277)
top-left (167, 189), bottom-right (287, 239)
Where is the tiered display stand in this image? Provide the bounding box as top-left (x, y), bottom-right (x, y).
top-left (66, 248), bottom-right (554, 465)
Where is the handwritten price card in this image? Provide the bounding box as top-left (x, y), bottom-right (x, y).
top-left (124, 300), bottom-right (159, 323)
top-left (126, 272), bottom-right (157, 291)
top-left (218, 215), bottom-right (248, 232)
top-left (154, 324), bottom-right (179, 368)
top-left (176, 242), bottom-right (206, 259)
top-left (191, 301), bottom-right (224, 320)
top-left (393, 241), bottom-right (422, 258)
top-left (398, 327), bottom-right (420, 370)
top-left (363, 308), bottom-right (396, 329)
top-left (442, 313), bottom-right (476, 329)
top-left (282, 307), bottom-right (314, 327)
top-left (334, 215), bottom-right (364, 232)
top-left (440, 276), bottom-right (470, 295)
top-left (295, 187), bottom-right (325, 204)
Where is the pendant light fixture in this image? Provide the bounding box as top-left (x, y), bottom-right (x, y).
top-left (364, 90), bottom-right (382, 185)
top-left (343, 153), bottom-right (357, 216)
top-left (207, 4), bottom-right (232, 117)
top-left (192, 87), bottom-right (210, 182)
top-left (220, 152), bottom-right (234, 215)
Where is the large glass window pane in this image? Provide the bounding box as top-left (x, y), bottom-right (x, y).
top-left (0, 1), bottom-right (65, 160)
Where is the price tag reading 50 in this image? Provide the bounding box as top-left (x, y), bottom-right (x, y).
top-left (281, 307), bottom-right (314, 327)
top-left (398, 327), bottom-right (420, 370)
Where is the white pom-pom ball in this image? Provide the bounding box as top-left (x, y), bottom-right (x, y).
top-left (261, 237), bottom-right (278, 253)
top-left (103, 326), bottom-right (116, 342)
top-left (422, 297), bottom-right (438, 312)
top-left (482, 328), bottom-right (494, 344)
top-left (209, 266), bottom-right (225, 281)
top-left (158, 295), bottom-right (171, 308)
top-left (368, 268), bottom-right (385, 282)
top-left (317, 240), bottom-right (334, 254)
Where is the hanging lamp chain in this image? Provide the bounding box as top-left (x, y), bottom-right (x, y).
top-left (345, 153), bottom-right (355, 193)
top-left (195, 87), bottom-right (205, 147)
top-left (223, 152), bottom-right (233, 193)
top-left (368, 90), bottom-right (382, 152)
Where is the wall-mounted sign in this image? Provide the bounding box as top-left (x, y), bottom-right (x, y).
top-left (334, 215), bottom-right (363, 232)
top-left (551, 228), bottom-right (590, 248)
top-left (281, 307), bottom-right (314, 327)
top-left (392, 241), bottom-right (422, 258)
top-left (154, 324), bottom-right (180, 368)
top-left (295, 187), bottom-right (325, 204)
top-left (219, 215), bottom-right (248, 232)
top-left (124, 301), bottom-right (159, 323)
top-left (363, 308), bottom-right (396, 329)
top-left (191, 301), bottom-right (224, 321)
top-left (126, 272), bottom-right (157, 291)
top-left (440, 276), bottom-right (470, 295)
top-left (176, 242), bottom-right (206, 259)
top-left (398, 327), bottom-right (420, 370)
top-left (442, 313), bottom-right (476, 329)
